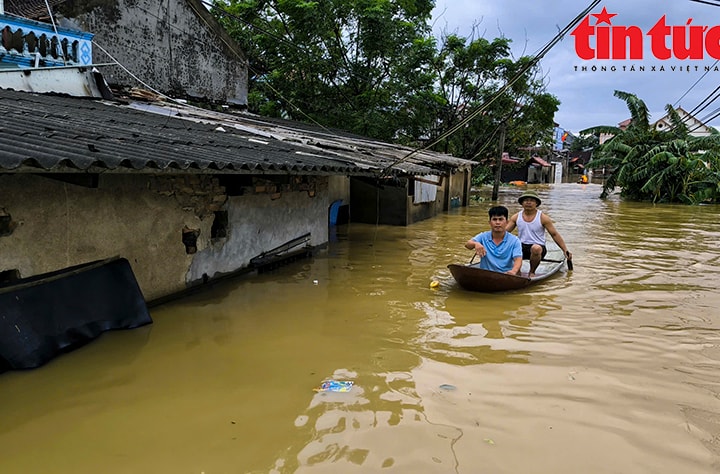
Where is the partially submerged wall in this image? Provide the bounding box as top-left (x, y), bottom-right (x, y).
top-left (447, 169), bottom-right (470, 207)
top-left (0, 173), bottom-right (330, 301)
top-left (188, 185), bottom-right (330, 282)
top-left (350, 173), bottom-right (462, 226)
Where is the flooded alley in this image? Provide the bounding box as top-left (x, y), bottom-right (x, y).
top-left (2, 184), bottom-right (720, 473)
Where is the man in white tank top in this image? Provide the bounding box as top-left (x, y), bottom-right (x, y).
top-left (506, 190), bottom-right (572, 277)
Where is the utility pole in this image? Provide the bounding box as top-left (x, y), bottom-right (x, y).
top-left (491, 122), bottom-right (506, 201)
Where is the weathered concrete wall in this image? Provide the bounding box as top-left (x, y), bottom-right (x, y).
top-left (447, 170), bottom-right (469, 207)
top-left (350, 178), bottom-right (408, 226)
top-left (0, 174), bottom-right (218, 301)
top-left (188, 187), bottom-right (330, 282)
top-left (0, 174), bottom-right (330, 302)
top-left (57, 0), bottom-right (247, 105)
top-left (327, 175), bottom-right (350, 206)
top-left (408, 176), bottom-right (446, 225)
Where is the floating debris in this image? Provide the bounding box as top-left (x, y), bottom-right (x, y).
top-left (314, 380), bottom-right (354, 392)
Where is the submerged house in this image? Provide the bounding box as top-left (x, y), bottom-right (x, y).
top-left (500, 153), bottom-right (554, 184)
top-left (0, 4), bottom-right (474, 304)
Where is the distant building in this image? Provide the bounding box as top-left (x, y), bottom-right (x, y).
top-left (654, 107), bottom-right (715, 137)
top-left (600, 108), bottom-right (714, 144)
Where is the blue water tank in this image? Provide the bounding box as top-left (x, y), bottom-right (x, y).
top-left (329, 199), bottom-right (343, 225)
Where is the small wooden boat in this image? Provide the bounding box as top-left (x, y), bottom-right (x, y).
top-left (448, 250), bottom-right (566, 292)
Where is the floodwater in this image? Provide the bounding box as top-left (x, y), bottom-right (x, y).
top-left (2, 184), bottom-right (720, 474)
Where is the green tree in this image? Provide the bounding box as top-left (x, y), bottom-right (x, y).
top-left (427, 31), bottom-right (559, 174)
top-left (213, 0), bottom-right (438, 142)
top-left (585, 91), bottom-right (720, 203)
top-left (569, 132), bottom-right (598, 152)
top-left (212, 0), bottom-right (559, 173)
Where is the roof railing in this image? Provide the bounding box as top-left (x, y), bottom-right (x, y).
top-left (0, 13), bottom-right (93, 68)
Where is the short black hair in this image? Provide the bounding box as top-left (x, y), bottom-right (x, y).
top-left (488, 205), bottom-right (509, 219)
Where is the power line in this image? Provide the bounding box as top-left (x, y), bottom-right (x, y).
top-left (673, 59), bottom-right (718, 107)
top-left (689, 0), bottom-right (720, 7)
top-left (379, 0), bottom-right (602, 176)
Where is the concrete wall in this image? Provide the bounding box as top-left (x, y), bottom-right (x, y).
top-left (57, 0), bottom-right (247, 105)
top-left (327, 175), bottom-right (350, 206)
top-left (447, 170), bottom-right (470, 207)
top-left (350, 178), bottom-right (408, 226)
top-left (528, 166), bottom-right (552, 184)
top-left (188, 188), bottom-right (330, 282)
top-left (408, 177), bottom-right (444, 225)
top-left (350, 170), bottom-right (472, 226)
top-left (0, 173), bottom-right (330, 302)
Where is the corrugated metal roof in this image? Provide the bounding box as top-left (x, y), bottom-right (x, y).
top-left (0, 88), bottom-right (474, 176)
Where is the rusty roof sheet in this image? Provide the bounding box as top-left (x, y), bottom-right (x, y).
top-left (3, 0), bottom-right (65, 21)
top-left (0, 88), bottom-right (474, 176)
top-left (531, 155), bottom-right (552, 167)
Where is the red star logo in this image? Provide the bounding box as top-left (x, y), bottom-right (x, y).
top-left (591, 7), bottom-right (617, 25)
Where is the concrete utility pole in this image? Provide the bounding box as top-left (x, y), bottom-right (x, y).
top-left (491, 123), bottom-right (506, 201)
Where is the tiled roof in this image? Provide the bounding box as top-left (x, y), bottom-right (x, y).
top-left (531, 156), bottom-right (551, 167)
top-left (0, 88), bottom-right (473, 176)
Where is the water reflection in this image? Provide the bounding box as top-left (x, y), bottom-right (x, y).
top-left (2, 184), bottom-right (720, 473)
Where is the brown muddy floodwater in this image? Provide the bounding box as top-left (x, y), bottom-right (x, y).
top-left (2, 184), bottom-right (720, 474)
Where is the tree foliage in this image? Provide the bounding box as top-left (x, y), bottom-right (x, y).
top-left (214, 0), bottom-right (438, 141)
top-left (585, 91), bottom-right (720, 204)
top-left (428, 32), bottom-right (559, 168)
top-left (212, 0), bottom-right (559, 168)
top-left (569, 132), bottom-right (598, 152)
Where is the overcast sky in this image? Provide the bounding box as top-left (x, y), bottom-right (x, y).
top-left (431, 0), bottom-right (720, 133)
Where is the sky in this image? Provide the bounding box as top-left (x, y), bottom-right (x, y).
top-left (431, 0), bottom-right (720, 134)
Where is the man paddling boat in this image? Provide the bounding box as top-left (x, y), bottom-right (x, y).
top-left (506, 190), bottom-right (572, 277)
top-left (465, 206), bottom-right (522, 275)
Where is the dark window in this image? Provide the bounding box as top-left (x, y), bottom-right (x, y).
top-left (0, 269), bottom-right (20, 285)
top-left (211, 211), bottom-right (228, 239)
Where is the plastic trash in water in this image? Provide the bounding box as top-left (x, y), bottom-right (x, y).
top-left (314, 380), bottom-right (354, 392)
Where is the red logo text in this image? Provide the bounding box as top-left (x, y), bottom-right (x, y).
top-left (571, 7), bottom-right (720, 60)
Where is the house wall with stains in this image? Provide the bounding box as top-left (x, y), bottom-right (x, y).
top-left (349, 172), bottom-right (471, 226)
top-left (327, 175), bottom-right (350, 209)
top-left (187, 185), bottom-right (330, 283)
top-left (447, 169), bottom-right (470, 207)
top-left (0, 173), bottom-right (331, 302)
top-left (350, 178), bottom-right (408, 226)
top-left (55, 0), bottom-right (247, 105)
top-left (408, 175), bottom-right (448, 225)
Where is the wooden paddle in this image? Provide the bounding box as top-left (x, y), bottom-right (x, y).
top-left (469, 251), bottom-right (573, 271)
top-left (544, 254), bottom-right (574, 270)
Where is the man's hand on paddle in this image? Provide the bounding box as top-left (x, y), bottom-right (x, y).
top-left (465, 240), bottom-right (486, 258)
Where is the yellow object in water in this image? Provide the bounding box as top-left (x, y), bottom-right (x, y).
top-left (430, 280), bottom-right (440, 288)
